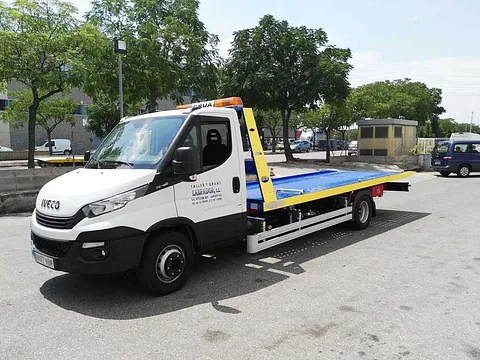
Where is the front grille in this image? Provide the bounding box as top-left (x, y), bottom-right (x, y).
top-left (32, 234), bottom-right (73, 257)
top-left (36, 210), bottom-right (85, 229)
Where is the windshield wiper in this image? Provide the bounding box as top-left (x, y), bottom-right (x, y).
top-left (99, 160), bottom-right (135, 169)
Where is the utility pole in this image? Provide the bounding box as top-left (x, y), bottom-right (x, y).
top-left (470, 111), bottom-right (474, 133)
top-left (114, 38), bottom-right (127, 119)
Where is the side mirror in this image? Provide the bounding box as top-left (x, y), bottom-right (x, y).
top-left (84, 150), bottom-right (91, 162)
top-left (173, 147), bottom-right (200, 180)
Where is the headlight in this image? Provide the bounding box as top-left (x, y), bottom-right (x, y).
top-left (82, 185), bottom-right (149, 218)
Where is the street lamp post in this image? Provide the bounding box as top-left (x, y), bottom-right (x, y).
top-left (114, 38), bottom-right (127, 119)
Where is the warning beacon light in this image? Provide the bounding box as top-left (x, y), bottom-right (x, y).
top-left (176, 97), bottom-right (243, 111)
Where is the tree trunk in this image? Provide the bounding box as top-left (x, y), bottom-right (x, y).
top-left (267, 127), bottom-right (277, 153)
top-left (281, 109), bottom-right (294, 161)
top-left (326, 128), bottom-right (331, 163)
top-left (28, 97), bottom-right (40, 169)
top-left (147, 90), bottom-right (157, 113)
top-left (47, 130), bottom-right (53, 156)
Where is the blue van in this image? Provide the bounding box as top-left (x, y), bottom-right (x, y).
top-left (431, 140), bottom-right (480, 177)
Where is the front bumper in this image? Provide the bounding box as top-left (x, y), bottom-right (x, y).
top-left (31, 228), bottom-right (148, 274)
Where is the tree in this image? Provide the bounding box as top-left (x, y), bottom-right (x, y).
top-left (223, 15), bottom-right (352, 161)
top-left (2, 90), bottom-right (77, 154)
top-left (0, 0), bottom-right (96, 167)
top-left (255, 109), bottom-right (282, 152)
top-left (302, 102), bottom-right (349, 162)
top-left (84, 0), bottom-right (221, 128)
top-left (437, 118), bottom-right (458, 138)
top-left (348, 79), bottom-right (446, 132)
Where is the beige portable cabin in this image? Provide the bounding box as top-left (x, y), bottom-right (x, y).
top-left (356, 119), bottom-right (418, 156)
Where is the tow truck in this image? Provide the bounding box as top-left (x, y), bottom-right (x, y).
top-left (30, 97), bottom-right (414, 295)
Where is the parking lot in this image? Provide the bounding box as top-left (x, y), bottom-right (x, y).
top-left (1, 172), bottom-right (479, 360)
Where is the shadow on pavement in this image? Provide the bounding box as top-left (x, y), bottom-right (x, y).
top-left (40, 209), bottom-right (430, 320)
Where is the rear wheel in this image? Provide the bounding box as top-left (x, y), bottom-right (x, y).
top-left (457, 164), bottom-right (471, 178)
top-left (439, 171), bottom-right (450, 177)
top-left (140, 231), bottom-right (194, 296)
top-left (352, 194), bottom-right (373, 230)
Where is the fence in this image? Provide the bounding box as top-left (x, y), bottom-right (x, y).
top-left (415, 138), bottom-right (449, 154)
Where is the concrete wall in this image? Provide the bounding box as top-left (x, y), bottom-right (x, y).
top-left (0, 167), bottom-right (74, 214)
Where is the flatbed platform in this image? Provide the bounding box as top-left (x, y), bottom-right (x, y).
top-left (35, 156), bottom-right (84, 167)
top-left (246, 169), bottom-right (413, 212)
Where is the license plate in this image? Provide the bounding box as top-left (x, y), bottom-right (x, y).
top-left (33, 251), bottom-right (55, 269)
top-left (434, 161), bottom-right (441, 165)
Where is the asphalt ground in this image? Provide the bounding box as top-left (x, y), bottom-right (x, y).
top-left (1, 172), bottom-right (479, 360)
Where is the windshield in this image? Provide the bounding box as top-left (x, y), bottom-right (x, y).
top-left (293, 140), bottom-right (302, 144)
top-left (86, 115), bottom-right (188, 169)
top-left (433, 141), bottom-right (450, 155)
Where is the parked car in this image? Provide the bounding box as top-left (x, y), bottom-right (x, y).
top-left (431, 140), bottom-right (480, 177)
top-left (348, 140), bottom-right (357, 155)
top-left (0, 145), bottom-right (14, 152)
top-left (290, 140), bottom-right (311, 153)
top-left (35, 139), bottom-right (72, 155)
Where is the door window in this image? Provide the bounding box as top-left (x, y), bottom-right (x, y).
top-left (200, 117), bottom-right (231, 171)
top-left (471, 144), bottom-right (480, 154)
top-left (177, 124), bottom-right (201, 167)
top-left (453, 144), bottom-right (468, 153)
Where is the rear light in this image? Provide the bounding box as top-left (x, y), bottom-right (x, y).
top-left (443, 156), bottom-right (452, 161)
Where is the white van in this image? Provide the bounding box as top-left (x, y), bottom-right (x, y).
top-left (449, 132), bottom-right (480, 141)
top-left (35, 139), bottom-right (72, 155)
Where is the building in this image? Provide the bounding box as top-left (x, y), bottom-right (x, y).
top-left (356, 118), bottom-right (418, 156)
top-left (0, 83), bottom-right (191, 154)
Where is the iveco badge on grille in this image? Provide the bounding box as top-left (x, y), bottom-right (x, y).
top-left (40, 199), bottom-right (60, 210)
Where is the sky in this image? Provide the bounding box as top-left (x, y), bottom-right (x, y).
top-left (70, 0), bottom-right (480, 125)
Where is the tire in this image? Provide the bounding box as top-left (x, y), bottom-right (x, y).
top-left (64, 150), bottom-right (71, 155)
top-left (457, 164), bottom-right (471, 178)
top-left (439, 171), bottom-right (450, 177)
top-left (140, 231), bottom-right (194, 296)
top-left (351, 194), bottom-right (373, 230)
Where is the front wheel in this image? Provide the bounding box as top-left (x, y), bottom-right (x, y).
top-left (63, 150), bottom-right (71, 155)
top-left (352, 194), bottom-right (373, 230)
top-left (140, 231), bottom-right (194, 296)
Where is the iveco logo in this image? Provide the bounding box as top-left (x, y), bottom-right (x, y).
top-left (41, 199), bottom-right (60, 210)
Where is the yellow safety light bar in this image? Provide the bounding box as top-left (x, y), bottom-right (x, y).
top-left (176, 97), bottom-right (243, 110)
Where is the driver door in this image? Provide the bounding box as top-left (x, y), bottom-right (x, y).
top-left (173, 114), bottom-right (246, 251)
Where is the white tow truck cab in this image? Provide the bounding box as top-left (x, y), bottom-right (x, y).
top-left (31, 97), bottom-right (413, 295)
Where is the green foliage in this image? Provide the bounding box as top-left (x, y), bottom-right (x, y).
top-left (255, 109), bottom-right (282, 151)
top-left (83, 0), bottom-right (221, 116)
top-left (84, 91), bottom-right (143, 138)
top-left (348, 79), bottom-right (446, 132)
top-left (301, 102), bottom-right (350, 162)
top-left (437, 118), bottom-right (457, 138)
top-left (0, 0), bottom-right (99, 166)
top-left (455, 122), bottom-right (480, 134)
top-left (222, 14), bottom-right (352, 160)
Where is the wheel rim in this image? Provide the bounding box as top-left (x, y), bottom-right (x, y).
top-left (155, 245), bottom-right (186, 283)
top-left (460, 167), bottom-right (469, 176)
top-left (358, 200), bottom-right (369, 223)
